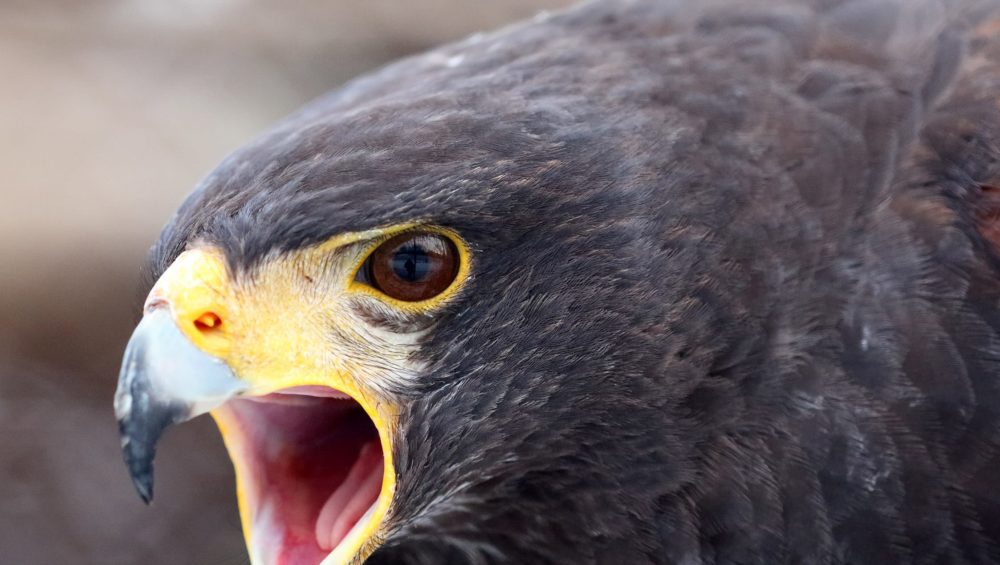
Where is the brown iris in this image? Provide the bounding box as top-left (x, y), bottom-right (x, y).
top-left (360, 232), bottom-right (459, 302)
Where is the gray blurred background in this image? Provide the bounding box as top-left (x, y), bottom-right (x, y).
top-left (0, 1), bottom-right (571, 563)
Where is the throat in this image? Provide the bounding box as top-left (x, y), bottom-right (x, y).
top-left (217, 390), bottom-right (384, 565)
top-left (315, 440), bottom-right (384, 551)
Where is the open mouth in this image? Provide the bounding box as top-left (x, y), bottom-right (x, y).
top-left (213, 386), bottom-right (387, 565)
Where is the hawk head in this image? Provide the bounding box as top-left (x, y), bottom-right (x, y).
top-left (115, 1), bottom-right (1000, 564)
top-left (115, 5), bottom-right (714, 562)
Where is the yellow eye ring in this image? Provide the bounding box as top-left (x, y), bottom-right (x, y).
top-left (357, 232), bottom-right (459, 301)
top-left (348, 226), bottom-right (472, 311)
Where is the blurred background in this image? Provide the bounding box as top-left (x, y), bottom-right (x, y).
top-left (0, 1), bottom-right (571, 563)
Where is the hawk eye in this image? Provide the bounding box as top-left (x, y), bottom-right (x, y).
top-left (359, 232), bottom-right (460, 302)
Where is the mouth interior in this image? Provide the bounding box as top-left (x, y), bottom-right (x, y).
top-left (222, 386), bottom-right (384, 565)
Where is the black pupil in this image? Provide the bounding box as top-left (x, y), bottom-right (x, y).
top-left (392, 244), bottom-right (429, 282)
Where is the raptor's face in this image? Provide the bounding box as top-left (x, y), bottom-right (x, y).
top-left (115, 224), bottom-right (472, 564)
top-left (112, 5), bottom-right (706, 559)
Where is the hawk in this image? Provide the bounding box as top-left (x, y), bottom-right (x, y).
top-left (115, 0), bottom-right (1000, 563)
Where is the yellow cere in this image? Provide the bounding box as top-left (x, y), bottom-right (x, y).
top-left (144, 223), bottom-right (472, 563)
top-left (147, 247), bottom-right (233, 359)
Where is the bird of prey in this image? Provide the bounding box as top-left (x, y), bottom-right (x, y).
top-left (114, 0), bottom-right (1000, 563)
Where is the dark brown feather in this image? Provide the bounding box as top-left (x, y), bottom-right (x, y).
top-left (144, 1), bottom-right (1000, 563)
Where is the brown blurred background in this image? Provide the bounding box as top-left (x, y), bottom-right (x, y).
top-left (0, 2), bottom-right (571, 563)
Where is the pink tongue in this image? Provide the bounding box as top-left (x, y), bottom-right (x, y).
top-left (315, 440), bottom-right (384, 551)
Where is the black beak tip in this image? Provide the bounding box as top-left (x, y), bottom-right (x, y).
top-left (122, 442), bottom-right (156, 504)
top-left (119, 416), bottom-right (161, 505)
top-left (132, 474), bottom-right (154, 505)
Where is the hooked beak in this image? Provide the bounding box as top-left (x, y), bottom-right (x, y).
top-left (114, 308), bottom-right (247, 503)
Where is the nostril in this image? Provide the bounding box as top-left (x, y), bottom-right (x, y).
top-left (184, 310), bottom-right (229, 355)
top-left (193, 312), bottom-right (223, 332)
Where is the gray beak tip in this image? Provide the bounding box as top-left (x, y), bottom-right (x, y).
top-left (120, 431), bottom-right (154, 504)
top-left (132, 473), bottom-right (154, 505)
top-left (118, 413), bottom-right (169, 504)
